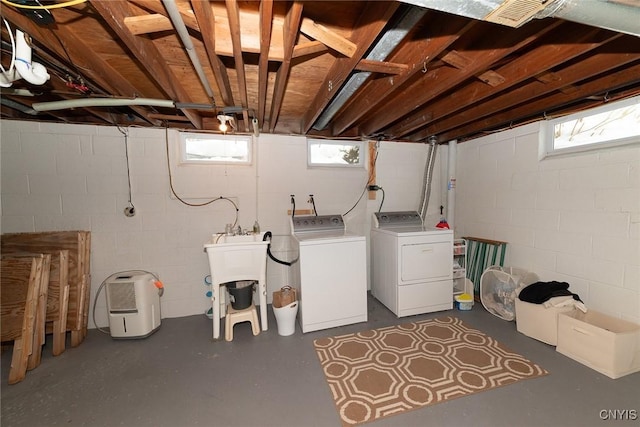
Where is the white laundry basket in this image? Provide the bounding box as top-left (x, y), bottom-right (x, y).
top-left (480, 266), bottom-right (538, 321)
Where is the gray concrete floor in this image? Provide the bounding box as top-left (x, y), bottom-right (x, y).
top-left (2, 294), bottom-right (639, 427)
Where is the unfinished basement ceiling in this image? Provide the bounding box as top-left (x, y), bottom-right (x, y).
top-left (1, 0), bottom-right (639, 143)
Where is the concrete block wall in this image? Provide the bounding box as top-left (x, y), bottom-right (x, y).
top-left (0, 120), bottom-right (436, 328)
top-left (456, 122), bottom-right (640, 323)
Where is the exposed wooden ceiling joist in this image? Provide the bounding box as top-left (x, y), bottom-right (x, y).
top-left (358, 19), bottom-right (562, 137)
top-left (89, 0), bottom-right (203, 129)
top-left (258, 0), bottom-right (274, 129)
top-left (225, 0), bottom-right (249, 129)
top-left (268, 1), bottom-right (303, 133)
top-left (354, 60), bottom-right (408, 75)
top-left (413, 50), bottom-right (640, 141)
top-left (301, 0), bottom-right (400, 133)
top-left (330, 13), bottom-right (476, 136)
top-left (190, 0), bottom-right (234, 107)
top-left (389, 25), bottom-right (619, 139)
top-left (1, 0), bottom-right (638, 143)
top-left (436, 62), bottom-right (640, 142)
top-left (1, 5), bottom-right (160, 126)
top-left (124, 14), bottom-right (172, 35)
top-left (300, 17), bottom-right (356, 58)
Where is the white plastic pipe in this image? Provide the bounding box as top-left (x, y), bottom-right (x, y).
top-left (447, 139), bottom-right (457, 230)
top-left (161, 0), bottom-right (215, 99)
top-left (0, 69), bottom-right (19, 87)
top-left (32, 97), bottom-right (175, 112)
top-left (14, 30), bottom-right (49, 86)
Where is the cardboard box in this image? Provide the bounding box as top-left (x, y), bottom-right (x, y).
top-left (556, 310), bottom-right (640, 379)
top-left (515, 297), bottom-right (574, 345)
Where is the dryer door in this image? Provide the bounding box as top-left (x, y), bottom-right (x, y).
top-left (400, 240), bottom-right (452, 283)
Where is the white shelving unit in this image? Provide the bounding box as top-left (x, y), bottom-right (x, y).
top-left (453, 239), bottom-right (470, 296)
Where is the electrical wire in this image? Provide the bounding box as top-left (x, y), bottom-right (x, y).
top-left (163, 126), bottom-right (239, 228)
top-left (309, 195), bottom-right (318, 216)
top-left (377, 187), bottom-right (385, 213)
top-left (50, 28), bottom-right (90, 93)
top-left (1, 0), bottom-right (87, 10)
top-left (0, 19), bottom-right (15, 75)
top-left (343, 142), bottom-right (379, 217)
top-left (290, 195), bottom-right (295, 220)
top-left (116, 124), bottom-right (135, 214)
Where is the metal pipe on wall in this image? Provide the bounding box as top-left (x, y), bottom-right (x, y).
top-left (418, 136), bottom-right (438, 222)
top-left (447, 139), bottom-right (457, 230)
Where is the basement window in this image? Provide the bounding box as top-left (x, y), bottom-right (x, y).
top-left (307, 139), bottom-right (364, 167)
top-left (540, 95), bottom-right (640, 159)
top-left (179, 132), bottom-right (252, 164)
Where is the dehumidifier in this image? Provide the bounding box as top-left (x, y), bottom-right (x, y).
top-left (105, 272), bottom-right (162, 338)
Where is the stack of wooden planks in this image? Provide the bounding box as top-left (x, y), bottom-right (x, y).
top-left (1, 255), bottom-right (50, 384)
top-left (1, 231), bottom-right (91, 383)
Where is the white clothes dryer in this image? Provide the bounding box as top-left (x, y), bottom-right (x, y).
top-left (371, 211), bottom-right (453, 317)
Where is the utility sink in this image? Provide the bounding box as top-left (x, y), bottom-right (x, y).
top-left (208, 232), bottom-right (266, 245)
top-left (204, 231), bottom-right (269, 339)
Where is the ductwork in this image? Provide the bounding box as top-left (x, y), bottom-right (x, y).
top-left (312, 5), bottom-right (427, 131)
top-left (536, 0), bottom-right (640, 38)
top-left (398, 0), bottom-right (640, 37)
top-left (418, 136), bottom-right (438, 221)
top-left (0, 29), bottom-right (50, 87)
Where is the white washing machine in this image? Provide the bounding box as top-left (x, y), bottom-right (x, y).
top-left (290, 214), bottom-right (367, 333)
top-left (371, 211), bottom-right (453, 317)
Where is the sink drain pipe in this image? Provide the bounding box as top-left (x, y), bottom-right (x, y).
top-left (263, 231), bottom-right (299, 266)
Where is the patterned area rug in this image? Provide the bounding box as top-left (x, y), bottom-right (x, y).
top-left (314, 316), bottom-right (548, 426)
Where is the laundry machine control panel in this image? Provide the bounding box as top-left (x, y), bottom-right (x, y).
top-left (373, 211), bottom-right (422, 228)
top-left (291, 214), bottom-right (344, 233)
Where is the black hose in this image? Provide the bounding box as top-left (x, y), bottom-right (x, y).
top-left (290, 195), bottom-right (295, 220)
top-left (263, 231), bottom-right (298, 266)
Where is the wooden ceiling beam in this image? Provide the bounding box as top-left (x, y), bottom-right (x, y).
top-left (292, 41), bottom-right (328, 59)
top-left (354, 59), bottom-right (408, 75)
top-left (330, 13), bottom-right (474, 136)
top-left (440, 50), bottom-right (473, 69)
top-left (191, 0), bottom-right (234, 106)
top-left (90, 0), bottom-right (202, 129)
top-left (300, 17), bottom-right (356, 58)
top-left (129, 0), bottom-right (200, 30)
top-left (1, 7), bottom-right (160, 127)
top-left (410, 40), bottom-right (640, 141)
top-left (435, 62), bottom-right (640, 143)
top-left (358, 20), bottom-right (562, 137)
top-left (389, 25), bottom-right (617, 139)
top-left (148, 113), bottom-right (191, 122)
top-left (301, 0), bottom-right (400, 134)
top-left (477, 70), bottom-right (506, 87)
top-left (225, 0), bottom-right (249, 130)
top-left (258, 0), bottom-right (274, 128)
top-left (268, 1), bottom-right (303, 132)
top-left (124, 14), bottom-right (173, 35)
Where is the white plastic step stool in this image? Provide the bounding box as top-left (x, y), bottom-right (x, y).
top-left (225, 303), bottom-right (260, 342)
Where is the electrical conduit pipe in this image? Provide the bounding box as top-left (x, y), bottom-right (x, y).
top-left (447, 139), bottom-right (457, 229)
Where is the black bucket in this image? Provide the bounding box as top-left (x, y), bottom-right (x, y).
top-left (227, 281), bottom-right (255, 310)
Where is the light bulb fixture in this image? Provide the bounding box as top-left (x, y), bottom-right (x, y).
top-left (217, 114), bottom-right (234, 134)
